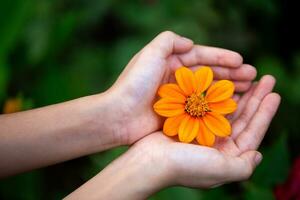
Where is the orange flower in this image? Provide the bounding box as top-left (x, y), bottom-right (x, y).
top-left (153, 66), bottom-right (237, 146)
top-left (3, 97), bottom-right (22, 114)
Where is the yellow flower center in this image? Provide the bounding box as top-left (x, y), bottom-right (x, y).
top-left (185, 93), bottom-right (210, 117)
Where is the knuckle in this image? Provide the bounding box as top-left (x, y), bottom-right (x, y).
top-left (236, 136), bottom-right (253, 151)
top-left (238, 112), bottom-right (249, 124)
top-left (160, 30), bottom-right (176, 39)
top-left (216, 53), bottom-right (226, 66)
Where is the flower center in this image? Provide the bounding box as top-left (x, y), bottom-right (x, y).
top-left (185, 93), bottom-right (210, 118)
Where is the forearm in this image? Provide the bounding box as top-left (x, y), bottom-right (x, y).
top-left (0, 93), bottom-right (122, 177)
top-left (65, 146), bottom-right (169, 200)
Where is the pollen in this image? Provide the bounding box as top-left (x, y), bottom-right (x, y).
top-left (185, 93), bottom-right (210, 117)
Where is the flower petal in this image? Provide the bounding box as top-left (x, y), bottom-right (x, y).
top-left (209, 98), bottom-right (237, 114)
top-left (163, 114), bottom-right (187, 136)
top-left (195, 66), bottom-right (213, 94)
top-left (203, 112), bottom-right (231, 137)
top-left (178, 115), bottom-right (199, 143)
top-left (196, 118), bottom-right (215, 146)
top-left (153, 98), bottom-right (185, 117)
top-left (158, 83), bottom-right (186, 102)
top-left (205, 80), bottom-right (234, 102)
top-left (175, 67), bottom-right (196, 96)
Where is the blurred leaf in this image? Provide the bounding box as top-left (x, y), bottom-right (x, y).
top-left (245, 0), bottom-right (279, 16)
top-left (255, 56), bottom-right (287, 92)
top-left (83, 146), bottom-right (128, 180)
top-left (243, 182), bottom-right (275, 200)
top-left (251, 132), bottom-right (290, 187)
top-left (0, 0), bottom-right (298, 199)
top-left (25, 18), bottom-right (51, 65)
top-left (151, 187), bottom-right (200, 200)
top-left (0, 58), bottom-right (9, 101)
top-left (0, 0), bottom-right (33, 57)
top-left (111, 37), bottom-right (144, 78)
top-left (89, 146), bottom-right (128, 169)
top-left (0, 171), bottom-right (42, 200)
top-left (201, 186), bottom-right (235, 200)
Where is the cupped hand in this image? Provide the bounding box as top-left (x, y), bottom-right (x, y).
top-left (66, 71), bottom-right (280, 200)
top-left (129, 75), bottom-right (280, 189)
top-left (106, 31), bottom-right (257, 145)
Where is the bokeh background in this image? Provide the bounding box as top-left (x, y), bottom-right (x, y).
top-left (1, 0), bottom-right (299, 199)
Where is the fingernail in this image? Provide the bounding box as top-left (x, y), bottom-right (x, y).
top-left (181, 36), bottom-right (193, 44)
top-left (211, 183), bottom-right (224, 188)
top-left (254, 153), bottom-right (262, 166)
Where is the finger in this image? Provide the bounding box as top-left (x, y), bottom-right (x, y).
top-left (166, 78), bottom-right (251, 92)
top-left (144, 31), bottom-right (194, 59)
top-left (122, 31), bottom-right (193, 90)
top-left (236, 93), bottom-right (281, 151)
top-left (211, 80), bottom-right (251, 93)
top-left (228, 83), bottom-right (257, 123)
top-left (178, 45), bottom-right (243, 68)
top-left (190, 64), bottom-right (257, 81)
top-left (220, 151), bottom-right (262, 183)
top-left (212, 64), bottom-right (257, 81)
top-left (232, 94), bottom-right (240, 102)
top-left (231, 75), bottom-right (276, 138)
top-left (233, 81), bottom-right (252, 92)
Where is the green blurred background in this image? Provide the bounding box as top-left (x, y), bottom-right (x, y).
top-left (0, 0), bottom-right (299, 199)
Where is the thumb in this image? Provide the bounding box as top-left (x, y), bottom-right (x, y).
top-left (237, 150), bottom-right (262, 180)
top-left (143, 31), bottom-right (194, 59)
top-left (224, 151), bottom-right (262, 182)
top-left (240, 150), bottom-right (263, 168)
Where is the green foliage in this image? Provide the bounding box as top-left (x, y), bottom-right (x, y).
top-left (151, 187), bottom-right (200, 200)
top-left (0, 0), bottom-right (298, 199)
top-left (244, 183), bottom-right (275, 200)
top-left (251, 133), bottom-right (290, 187)
top-left (0, 171), bottom-right (43, 200)
top-left (0, 59), bottom-right (9, 100)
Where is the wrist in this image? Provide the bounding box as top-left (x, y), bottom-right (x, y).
top-left (66, 143), bottom-right (170, 200)
top-left (75, 92), bottom-right (126, 152)
top-left (125, 144), bottom-right (172, 197)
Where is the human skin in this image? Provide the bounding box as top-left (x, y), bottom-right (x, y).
top-left (65, 74), bottom-right (280, 200)
top-left (0, 31), bottom-right (277, 190)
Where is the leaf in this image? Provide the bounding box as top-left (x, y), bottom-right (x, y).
top-left (83, 146), bottom-right (128, 180)
top-left (0, 58), bottom-right (9, 101)
top-left (0, 0), bottom-right (33, 57)
top-left (201, 186), bottom-right (235, 200)
top-left (250, 132), bottom-right (290, 187)
top-left (243, 182), bottom-right (275, 200)
top-left (0, 170), bottom-right (43, 200)
top-left (150, 187), bottom-right (200, 200)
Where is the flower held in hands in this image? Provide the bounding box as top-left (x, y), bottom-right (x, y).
top-left (153, 66), bottom-right (237, 146)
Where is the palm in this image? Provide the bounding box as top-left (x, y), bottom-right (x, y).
top-left (134, 76), bottom-right (279, 187)
top-left (113, 35), bottom-right (258, 144)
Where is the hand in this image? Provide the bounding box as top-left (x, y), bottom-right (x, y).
top-left (133, 75), bottom-right (280, 188)
top-left (66, 76), bottom-right (280, 200)
top-left (103, 31), bottom-right (257, 145)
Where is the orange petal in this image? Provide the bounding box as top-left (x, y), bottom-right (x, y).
top-left (153, 98), bottom-right (185, 117)
top-left (205, 80), bottom-right (234, 102)
top-left (195, 66), bottom-right (213, 94)
top-left (196, 118), bottom-right (215, 146)
top-left (209, 98), bottom-right (237, 114)
top-left (175, 67), bottom-right (196, 96)
top-left (203, 112), bottom-right (231, 137)
top-left (163, 114), bottom-right (187, 136)
top-left (178, 115), bottom-right (199, 143)
top-left (158, 83), bottom-right (186, 102)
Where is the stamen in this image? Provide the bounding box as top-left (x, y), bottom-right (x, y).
top-left (185, 93), bottom-right (210, 118)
